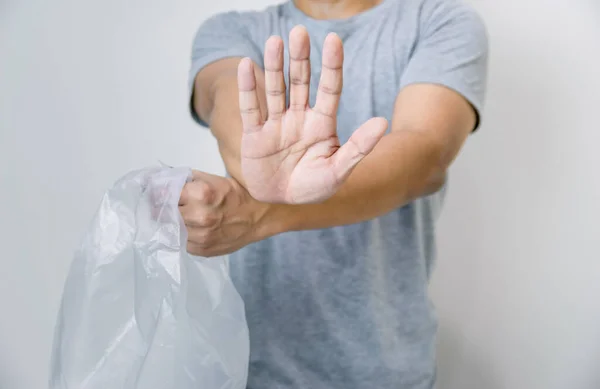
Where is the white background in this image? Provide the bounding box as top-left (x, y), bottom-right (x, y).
top-left (1, 0), bottom-right (599, 388)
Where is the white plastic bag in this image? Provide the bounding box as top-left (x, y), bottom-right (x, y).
top-left (49, 166), bottom-right (250, 389)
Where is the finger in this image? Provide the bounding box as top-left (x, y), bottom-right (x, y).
top-left (288, 25), bottom-right (311, 110)
top-left (187, 241), bottom-right (211, 257)
top-left (313, 32), bottom-right (343, 118)
top-left (187, 241), bottom-right (237, 258)
top-left (179, 204), bottom-right (219, 228)
top-left (179, 184), bottom-right (189, 206)
top-left (191, 170), bottom-right (212, 182)
top-left (179, 179), bottom-right (216, 206)
top-left (185, 228), bottom-right (219, 257)
top-left (264, 36), bottom-right (286, 121)
top-left (181, 171), bottom-right (207, 205)
top-left (331, 117), bottom-right (388, 182)
top-left (238, 57), bottom-right (263, 132)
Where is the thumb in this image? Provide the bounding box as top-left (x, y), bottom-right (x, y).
top-left (331, 117), bottom-right (388, 183)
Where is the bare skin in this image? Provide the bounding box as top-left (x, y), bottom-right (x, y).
top-left (238, 28), bottom-right (388, 204)
top-left (182, 1), bottom-right (476, 257)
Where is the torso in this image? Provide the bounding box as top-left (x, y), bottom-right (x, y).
top-left (229, 1), bottom-right (447, 388)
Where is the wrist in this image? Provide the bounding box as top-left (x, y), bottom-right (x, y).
top-left (253, 201), bottom-right (297, 240)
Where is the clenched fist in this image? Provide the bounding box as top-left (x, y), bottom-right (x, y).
top-left (179, 170), bottom-right (271, 257)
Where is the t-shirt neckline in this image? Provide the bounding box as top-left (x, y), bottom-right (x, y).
top-left (283, 0), bottom-right (394, 34)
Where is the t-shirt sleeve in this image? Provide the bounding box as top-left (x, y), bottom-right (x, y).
top-left (399, 0), bottom-right (489, 130)
top-left (188, 11), bottom-right (264, 127)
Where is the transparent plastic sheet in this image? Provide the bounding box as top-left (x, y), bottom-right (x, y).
top-left (49, 166), bottom-right (250, 389)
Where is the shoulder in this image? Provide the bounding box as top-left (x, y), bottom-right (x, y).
top-left (193, 5), bottom-right (284, 49)
top-left (384, 0), bottom-right (487, 49)
top-left (396, 0), bottom-right (489, 64)
top-left (197, 5), bottom-right (282, 33)
top-left (416, 0), bottom-right (488, 36)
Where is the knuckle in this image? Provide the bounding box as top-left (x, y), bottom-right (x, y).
top-left (179, 185), bottom-right (190, 203)
top-left (290, 76), bottom-right (306, 85)
top-left (266, 89), bottom-right (285, 96)
top-left (267, 110), bottom-right (285, 120)
top-left (240, 107), bottom-right (260, 115)
top-left (318, 83), bottom-right (340, 95)
top-left (193, 182), bottom-right (216, 203)
top-left (289, 102), bottom-right (306, 110)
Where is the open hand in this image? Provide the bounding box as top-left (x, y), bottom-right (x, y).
top-left (238, 25), bottom-right (388, 204)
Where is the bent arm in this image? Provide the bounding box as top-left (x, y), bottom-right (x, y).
top-left (189, 5), bottom-right (487, 240)
top-left (196, 75), bottom-right (474, 237)
top-left (192, 58), bottom-right (266, 184)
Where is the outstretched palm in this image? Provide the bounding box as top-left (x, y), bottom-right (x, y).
top-left (237, 26), bottom-right (388, 204)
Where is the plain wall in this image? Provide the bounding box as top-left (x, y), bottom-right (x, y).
top-left (1, 0), bottom-right (598, 388)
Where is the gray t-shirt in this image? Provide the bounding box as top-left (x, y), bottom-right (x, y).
top-left (188, 1), bottom-right (488, 388)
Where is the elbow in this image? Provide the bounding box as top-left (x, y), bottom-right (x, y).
top-left (422, 168), bottom-right (447, 196)
top-left (411, 139), bottom-right (449, 199)
top-left (404, 166), bottom-right (446, 201)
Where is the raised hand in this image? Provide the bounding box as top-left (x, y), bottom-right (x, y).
top-left (237, 25), bottom-right (388, 204)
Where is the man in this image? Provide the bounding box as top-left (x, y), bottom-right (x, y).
top-left (180, 0), bottom-right (488, 388)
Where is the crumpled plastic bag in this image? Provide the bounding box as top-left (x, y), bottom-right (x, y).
top-left (48, 166), bottom-right (250, 389)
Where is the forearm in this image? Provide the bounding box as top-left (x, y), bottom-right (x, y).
top-left (199, 68), bottom-right (462, 237)
top-left (262, 130), bottom-right (447, 234)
